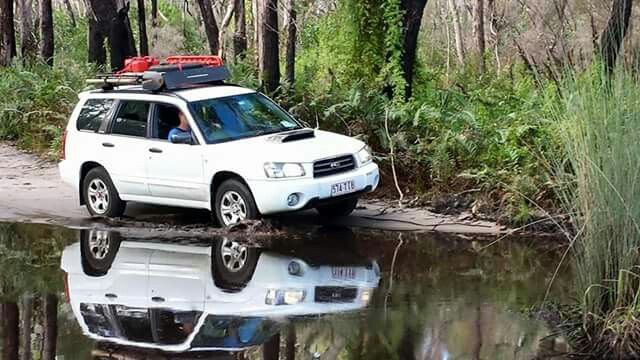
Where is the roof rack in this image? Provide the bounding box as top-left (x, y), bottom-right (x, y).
top-left (86, 55), bottom-right (231, 92)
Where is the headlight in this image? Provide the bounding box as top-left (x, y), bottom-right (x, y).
top-left (265, 289), bottom-right (306, 305)
top-left (264, 162), bottom-right (306, 178)
top-left (357, 146), bottom-right (372, 165)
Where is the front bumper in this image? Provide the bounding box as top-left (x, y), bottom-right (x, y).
top-left (248, 162), bottom-right (379, 215)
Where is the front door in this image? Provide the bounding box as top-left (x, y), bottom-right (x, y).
top-left (146, 103), bottom-right (207, 202)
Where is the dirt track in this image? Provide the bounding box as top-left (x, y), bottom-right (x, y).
top-left (0, 142), bottom-right (504, 234)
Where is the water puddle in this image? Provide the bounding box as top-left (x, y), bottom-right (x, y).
top-left (0, 222), bottom-right (570, 359)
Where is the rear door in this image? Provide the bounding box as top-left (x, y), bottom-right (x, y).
top-left (100, 100), bottom-right (152, 197)
top-left (145, 102), bottom-right (207, 202)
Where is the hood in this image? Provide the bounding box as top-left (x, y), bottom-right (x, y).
top-left (207, 129), bottom-right (365, 163)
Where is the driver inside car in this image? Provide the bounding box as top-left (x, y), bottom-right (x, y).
top-left (167, 111), bottom-right (192, 141)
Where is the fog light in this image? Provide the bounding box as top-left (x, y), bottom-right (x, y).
top-left (287, 193), bottom-right (300, 206)
top-left (361, 289), bottom-right (372, 304)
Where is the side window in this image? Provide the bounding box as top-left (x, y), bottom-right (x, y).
top-left (111, 101), bottom-right (150, 137)
top-left (153, 103), bottom-right (182, 140)
top-left (76, 99), bottom-right (114, 132)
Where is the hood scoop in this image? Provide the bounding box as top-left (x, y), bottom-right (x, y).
top-left (267, 129), bottom-right (315, 143)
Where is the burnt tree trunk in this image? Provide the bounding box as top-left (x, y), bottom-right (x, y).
top-left (2, 302), bottom-right (19, 360)
top-left (137, 0), bottom-right (149, 56)
top-left (87, 0), bottom-right (137, 71)
top-left (196, 0), bottom-right (220, 55)
top-left (262, 333), bottom-right (280, 360)
top-left (40, 294), bottom-right (57, 360)
top-left (284, 0), bottom-right (296, 85)
top-left (473, 0), bottom-right (485, 73)
top-left (151, 0), bottom-right (158, 47)
top-left (285, 324), bottom-right (296, 360)
top-left (18, 0), bottom-right (37, 60)
top-left (600, 0), bottom-right (633, 72)
top-left (399, 0), bottom-right (428, 99)
top-left (40, 0), bottom-right (54, 65)
top-left (0, 0), bottom-right (17, 66)
top-left (259, 0), bottom-right (280, 93)
top-left (63, 0), bottom-right (76, 27)
top-left (233, 0), bottom-right (247, 59)
top-left (20, 295), bottom-right (33, 360)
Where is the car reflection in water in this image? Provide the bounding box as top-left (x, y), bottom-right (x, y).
top-left (60, 229), bottom-right (380, 356)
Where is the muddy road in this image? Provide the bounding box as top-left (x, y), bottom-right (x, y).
top-left (0, 143), bottom-right (503, 235)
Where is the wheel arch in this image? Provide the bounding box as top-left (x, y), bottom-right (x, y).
top-left (209, 171), bottom-right (259, 214)
top-left (79, 161), bottom-right (106, 205)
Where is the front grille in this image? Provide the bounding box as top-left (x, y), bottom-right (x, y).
top-left (314, 286), bottom-right (358, 303)
top-left (313, 155), bottom-right (355, 178)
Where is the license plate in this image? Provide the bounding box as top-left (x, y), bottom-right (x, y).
top-left (331, 267), bottom-right (357, 280)
top-left (331, 180), bottom-right (355, 197)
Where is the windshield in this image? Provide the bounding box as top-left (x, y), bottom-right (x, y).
top-left (189, 93), bottom-right (301, 144)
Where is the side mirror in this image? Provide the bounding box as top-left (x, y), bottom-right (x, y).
top-left (170, 132), bottom-right (193, 144)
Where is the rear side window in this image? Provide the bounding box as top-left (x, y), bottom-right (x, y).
top-left (76, 99), bottom-right (114, 132)
top-left (111, 101), bottom-right (150, 137)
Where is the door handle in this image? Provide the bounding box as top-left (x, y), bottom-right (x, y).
top-left (102, 142), bottom-right (115, 148)
top-left (151, 296), bottom-right (165, 303)
top-left (149, 148), bottom-right (163, 153)
top-left (105, 293), bottom-right (118, 299)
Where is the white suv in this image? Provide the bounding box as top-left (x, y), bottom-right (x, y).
top-left (58, 59), bottom-right (379, 225)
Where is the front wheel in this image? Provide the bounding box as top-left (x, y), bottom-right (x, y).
top-left (82, 167), bottom-right (126, 217)
top-left (316, 198), bottom-right (358, 217)
top-left (212, 238), bottom-right (258, 290)
top-left (214, 179), bottom-right (259, 226)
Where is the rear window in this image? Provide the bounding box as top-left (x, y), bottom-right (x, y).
top-left (76, 99), bottom-right (114, 132)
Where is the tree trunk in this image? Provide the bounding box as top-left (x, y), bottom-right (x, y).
top-left (18, 0), bottom-right (37, 60)
top-left (259, 0), bottom-right (280, 93)
top-left (472, 0), bottom-right (485, 73)
top-left (137, 0), bottom-right (149, 56)
top-left (2, 302), bottom-right (19, 360)
top-left (233, 0), bottom-right (247, 60)
top-left (219, 2), bottom-right (235, 58)
top-left (87, 0), bottom-right (137, 71)
top-left (39, 0), bottom-right (54, 66)
top-left (284, 0), bottom-right (296, 85)
top-left (88, 15), bottom-right (107, 66)
top-left (0, 0), bottom-right (17, 66)
top-left (63, 0), bottom-right (76, 27)
top-left (399, 0), bottom-right (428, 99)
top-left (285, 324), bottom-right (296, 360)
top-left (40, 294), bottom-right (57, 360)
top-left (600, 0), bottom-right (633, 72)
top-left (195, 0), bottom-right (220, 55)
top-left (20, 295), bottom-right (33, 360)
top-left (262, 333), bottom-right (280, 360)
top-left (448, 0), bottom-right (464, 65)
top-left (151, 0), bottom-right (158, 47)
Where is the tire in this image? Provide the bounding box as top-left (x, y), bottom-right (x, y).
top-left (212, 238), bottom-right (258, 290)
top-left (214, 179), bottom-right (259, 226)
top-left (316, 198), bottom-right (359, 217)
top-left (82, 167), bottom-right (126, 217)
top-left (80, 229), bottom-right (121, 277)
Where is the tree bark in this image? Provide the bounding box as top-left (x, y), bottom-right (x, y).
top-left (20, 295), bottom-right (33, 360)
top-left (219, 2), bottom-right (235, 58)
top-left (284, 0), bottom-right (296, 85)
top-left (448, 0), bottom-right (464, 65)
top-left (40, 294), bottom-right (57, 360)
top-left (18, 0), bottom-right (37, 60)
top-left (233, 0), bottom-right (247, 60)
top-left (87, 0), bottom-right (137, 71)
top-left (63, 0), bottom-right (76, 27)
top-left (262, 332), bottom-right (280, 360)
top-left (0, 0), bottom-right (17, 66)
top-left (195, 0), bottom-right (220, 55)
top-left (285, 324), bottom-right (296, 360)
top-left (137, 0), bottom-right (149, 56)
top-left (151, 0), bottom-right (158, 47)
top-left (399, 0), bottom-right (428, 99)
top-left (472, 0), bottom-right (485, 73)
top-left (40, 0), bottom-right (54, 66)
top-left (2, 302), bottom-right (19, 360)
top-left (600, 0), bottom-right (633, 72)
top-left (258, 0), bottom-right (280, 93)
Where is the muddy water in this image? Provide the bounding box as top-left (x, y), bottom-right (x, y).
top-left (0, 222), bottom-right (570, 359)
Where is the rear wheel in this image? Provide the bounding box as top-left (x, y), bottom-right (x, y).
top-left (214, 179), bottom-right (258, 226)
top-left (316, 198), bottom-right (359, 217)
top-left (212, 238), bottom-right (258, 290)
top-left (82, 167), bottom-right (126, 217)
